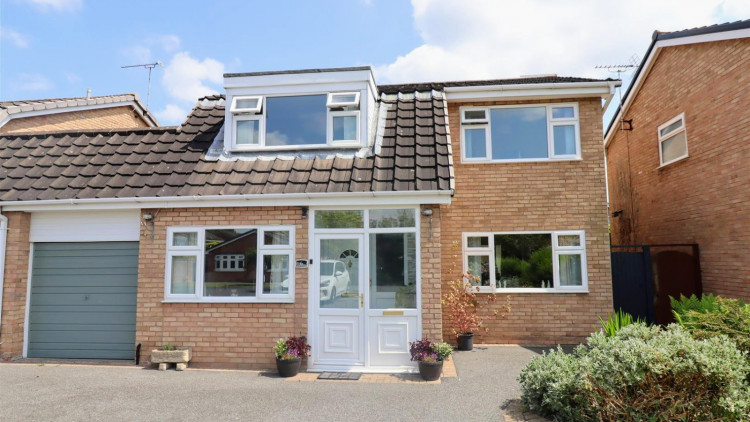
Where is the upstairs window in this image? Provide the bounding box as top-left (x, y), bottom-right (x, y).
top-left (229, 92), bottom-right (361, 150)
top-left (658, 113), bottom-right (688, 166)
top-left (461, 103), bottom-right (580, 162)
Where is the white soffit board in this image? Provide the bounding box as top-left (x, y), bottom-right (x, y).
top-left (30, 210), bottom-right (140, 242)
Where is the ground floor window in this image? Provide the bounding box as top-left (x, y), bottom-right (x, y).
top-left (165, 226), bottom-right (294, 302)
top-left (462, 230), bottom-right (587, 293)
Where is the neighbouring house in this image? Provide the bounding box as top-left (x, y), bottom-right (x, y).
top-left (0, 93), bottom-right (158, 134)
top-left (605, 20), bottom-right (750, 302)
top-left (0, 66), bottom-right (618, 371)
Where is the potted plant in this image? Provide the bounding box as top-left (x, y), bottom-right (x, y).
top-left (442, 271), bottom-right (511, 350)
top-left (151, 343), bottom-right (192, 371)
top-left (409, 338), bottom-right (452, 381)
top-left (273, 336), bottom-right (310, 378)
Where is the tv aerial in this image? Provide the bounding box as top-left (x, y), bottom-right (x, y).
top-left (121, 61), bottom-right (163, 108)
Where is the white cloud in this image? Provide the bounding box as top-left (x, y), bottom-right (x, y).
top-left (16, 73), bottom-right (54, 92)
top-left (161, 51), bottom-right (224, 102)
top-left (121, 45), bottom-right (152, 64)
top-left (376, 0), bottom-right (750, 83)
top-left (25, 0), bottom-right (82, 12)
top-left (0, 28), bottom-right (30, 48)
top-left (156, 104), bottom-right (188, 125)
top-left (159, 35), bottom-right (181, 53)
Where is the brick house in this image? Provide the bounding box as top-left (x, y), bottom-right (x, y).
top-left (0, 93), bottom-right (158, 134)
top-left (605, 20), bottom-right (750, 301)
top-left (0, 67), bottom-right (617, 370)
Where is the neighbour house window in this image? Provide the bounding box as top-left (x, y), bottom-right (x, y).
top-left (229, 91), bottom-right (361, 150)
top-left (460, 104), bottom-right (580, 162)
top-left (462, 231), bottom-right (587, 292)
top-left (165, 226), bottom-right (294, 302)
top-left (658, 113), bottom-right (688, 166)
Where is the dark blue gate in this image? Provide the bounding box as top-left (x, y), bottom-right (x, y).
top-left (610, 245), bottom-right (655, 324)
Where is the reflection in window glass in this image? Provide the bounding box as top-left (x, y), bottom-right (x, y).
top-left (369, 233), bottom-right (416, 309)
top-left (204, 229), bottom-right (257, 297)
top-left (491, 107), bottom-right (548, 160)
top-left (467, 255), bottom-right (490, 286)
top-left (661, 131), bottom-right (687, 163)
top-left (553, 125), bottom-right (576, 156)
top-left (559, 254), bottom-right (583, 286)
top-left (319, 238), bottom-right (358, 309)
top-left (314, 210), bottom-right (364, 228)
top-left (173, 232), bottom-right (197, 247)
top-left (557, 234), bottom-right (581, 247)
top-left (551, 107), bottom-right (574, 119)
top-left (264, 231), bottom-right (290, 246)
top-left (171, 256), bottom-right (196, 294)
top-left (467, 236), bottom-right (489, 248)
top-left (263, 255), bottom-right (289, 294)
top-left (464, 110), bottom-right (487, 121)
top-left (495, 234), bottom-right (553, 288)
top-left (465, 128), bottom-right (487, 158)
top-left (369, 209), bottom-right (415, 228)
top-left (236, 119), bottom-right (260, 145)
top-left (265, 95), bottom-right (327, 146)
top-left (332, 115), bottom-right (357, 141)
top-left (660, 119), bottom-right (683, 137)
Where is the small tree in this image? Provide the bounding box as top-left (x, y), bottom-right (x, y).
top-left (442, 271), bottom-right (511, 337)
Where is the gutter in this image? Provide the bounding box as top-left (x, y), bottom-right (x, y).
top-left (443, 80), bottom-right (619, 93)
top-left (0, 190), bottom-right (454, 212)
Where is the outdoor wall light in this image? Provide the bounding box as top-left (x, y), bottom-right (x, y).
top-left (421, 208), bottom-right (434, 217)
top-left (143, 212), bottom-right (155, 221)
top-left (301, 207), bottom-right (308, 219)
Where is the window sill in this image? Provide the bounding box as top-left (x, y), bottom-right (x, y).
top-left (476, 288), bottom-right (588, 294)
top-left (658, 154), bottom-right (689, 169)
top-left (461, 157), bottom-right (583, 164)
top-left (162, 297), bottom-right (295, 304)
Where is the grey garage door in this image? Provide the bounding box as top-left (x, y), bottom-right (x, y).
top-left (28, 242), bottom-right (139, 359)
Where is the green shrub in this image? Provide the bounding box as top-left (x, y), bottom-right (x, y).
top-left (672, 294), bottom-right (750, 357)
top-left (519, 323), bottom-right (750, 421)
top-left (500, 257), bottom-right (530, 278)
top-left (527, 246), bottom-right (552, 282)
top-left (598, 309), bottom-right (641, 337)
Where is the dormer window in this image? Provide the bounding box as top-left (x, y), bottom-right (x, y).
top-left (227, 91), bottom-right (362, 151)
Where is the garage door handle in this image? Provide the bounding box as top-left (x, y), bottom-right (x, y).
top-left (83, 295), bottom-right (89, 301)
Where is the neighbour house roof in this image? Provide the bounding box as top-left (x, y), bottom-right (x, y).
top-left (0, 91), bottom-right (453, 203)
top-left (379, 76), bottom-right (614, 94)
top-left (0, 93), bottom-right (159, 128)
top-left (604, 19), bottom-right (750, 146)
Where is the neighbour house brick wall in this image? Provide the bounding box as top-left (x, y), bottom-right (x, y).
top-left (0, 106), bottom-right (149, 134)
top-left (0, 212), bottom-right (31, 360)
top-left (440, 98), bottom-right (613, 345)
top-left (137, 207), bottom-right (308, 369)
top-left (606, 38), bottom-right (750, 301)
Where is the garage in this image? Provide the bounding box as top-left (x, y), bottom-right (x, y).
top-left (27, 242), bottom-right (139, 359)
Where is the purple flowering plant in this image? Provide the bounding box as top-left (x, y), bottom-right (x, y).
top-left (409, 338), bottom-right (452, 363)
top-left (274, 336), bottom-right (311, 360)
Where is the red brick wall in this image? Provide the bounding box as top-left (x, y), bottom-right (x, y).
top-left (420, 205), bottom-right (443, 340)
top-left (606, 38), bottom-right (750, 300)
top-left (441, 98), bottom-right (613, 345)
top-left (0, 212), bottom-right (31, 360)
top-left (1, 106), bottom-right (149, 134)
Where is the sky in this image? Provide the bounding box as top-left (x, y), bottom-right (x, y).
top-left (1, 0), bottom-right (749, 126)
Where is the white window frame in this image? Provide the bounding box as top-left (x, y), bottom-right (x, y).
top-left (164, 225), bottom-right (295, 303)
top-left (459, 103), bottom-right (581, 163)
top-left (327, 110), bottom-right (360, 144)
top-left (230, 95), bottom-right (263, 114)
top-left (657, 112), bottom-right (688, 167)
top-left (214, 254), bottom-right (245, 272)
top-left (233, 114), bottom-right (264, 148)
top-left (462, 230), bottom-right (588, 293)
top-left (327, 91), bottom-right (360, 108)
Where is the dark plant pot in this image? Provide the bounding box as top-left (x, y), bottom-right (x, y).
top-left (418, 360), bottom-right (443, 381)
top-left (457, 333), bottom-right (474, 351)
top-left (276, 357), bottom-right (302, 378)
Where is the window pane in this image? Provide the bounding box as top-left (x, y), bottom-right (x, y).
top-left (495, 234), bottom-right (553, 288)
top-left (266, 95), bottom-right (327, 146)
top-left (172, 232), bottom-right (197, 247)
top-left (236, 120), bottom-right (260, 145)
top-left (170, 256), bottom-right (196, 294)
top-left (660, 119), bottom-right (683, 137)
top-left (465, 128), bottom-right (487, 158)
top-left (331, 93), bottom-right (357, 104)
top-left (263, 255), bottom-right (290, 294)
top-left (553, 125), bottom-right (576, 156)
top-left (464, 110), bottom-right (487, 120)
top-left (314, 210), bottom-right (364, 228)
top-left (369, 233), bottom-right (416, 309)
top-left (490, 107), bottom-right (548, 160)
top-left (319, 238), bottom-right (359, 309)
top-left (369, 209), bottom-right (415, 228)
top-left (204, 229), bottom-right (257, 297)
top-left (332, 115), bottom-right (357, 141)
top-left (661, 131), bottom-right (687, 163)
top-left (559, 254), bottom-right (583, 286)
top-left (551, 107), bottom-right (574, 119)
top-left (467, 236), bottom-right (489, 248)
top-left (264, 230), bottom-right (290, 246)
top-left (236, 98), bottom-right (259, 110)
top-left (557, 234), bottom-right (581, 247)
top-left (467, 255), bottom-right (490, 286)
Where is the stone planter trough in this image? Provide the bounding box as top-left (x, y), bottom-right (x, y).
top-left (151, 348), bottom-right (192, 371)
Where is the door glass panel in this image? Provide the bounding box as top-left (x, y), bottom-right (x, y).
top-left (319, 238), bottom-right (359, 308)
top-left (369, 233), bottom-right (416, 309)
top-left (314, 210), bottom-right (364, 228)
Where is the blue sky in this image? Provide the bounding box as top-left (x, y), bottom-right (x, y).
top-left (2, 0), bottom-right (748, 125)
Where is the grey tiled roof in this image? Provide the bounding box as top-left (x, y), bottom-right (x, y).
top-left (655, 19), bottom-right (750, 41)
top-left (0, 93), bottom-right (453, 202)
top-left (0, 93), bottom-right (158, 126)
top-left (379, 76), bottom-right (614, 94)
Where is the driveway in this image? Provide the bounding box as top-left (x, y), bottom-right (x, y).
top-left (0, 346), bottom-right (545, 422)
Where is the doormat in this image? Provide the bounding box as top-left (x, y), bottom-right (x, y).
top-left (317, 372), bottom-right (362, 381)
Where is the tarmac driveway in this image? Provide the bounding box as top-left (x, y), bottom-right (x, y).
top-left (0, 346), bottom-right (545, 422)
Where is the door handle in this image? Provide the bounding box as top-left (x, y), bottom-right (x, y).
top-left (359, 293), bottom-right (364, 307)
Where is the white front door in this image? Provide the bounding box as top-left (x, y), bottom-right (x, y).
top-left (312, 235), bottom-right (365, 369)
